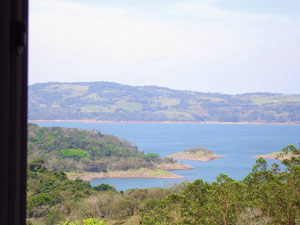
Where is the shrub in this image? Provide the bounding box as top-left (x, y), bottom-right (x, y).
top-left (93, 184), bottom-right (116, 192)
top-left (144, 153), bottom-right (159, 161)
top-left (60, 149), bottom-right (90, 159)
top-left (28, 158), bottom-right (45, 172)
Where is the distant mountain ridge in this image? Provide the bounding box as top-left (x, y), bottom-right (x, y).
top-left (29, 82), bottom-right (300, 123)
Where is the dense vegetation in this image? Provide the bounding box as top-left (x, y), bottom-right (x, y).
top-left (28, 124), bottom-right (174, 173)
top-left (27, 159), bottom-right (171, 225)
top-left (29, 82), bottom-right (300, 123)
top-left (27, 142), bottom-right (300, 225)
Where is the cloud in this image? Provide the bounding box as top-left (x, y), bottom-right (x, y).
top-left (169, 0), bottom-right (295, 23)
top-left (171, 0), bottom-right (232, 18)
top-left (28, 0), bottom-right (300, 94)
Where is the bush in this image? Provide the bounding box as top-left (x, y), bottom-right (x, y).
top-left (93, 184), bottom-right (115, 192)
top-left (60, 149), bottom-right (90, 159)
top-left (28, 158), bottom-right (45, 172)
top-left (44, 208), bottom-right (65, 225)
top-left (143, 153), bottom-right (159, 161)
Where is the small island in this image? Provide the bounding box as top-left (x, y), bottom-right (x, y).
top-left (167, 147), bottom-right (224, 161)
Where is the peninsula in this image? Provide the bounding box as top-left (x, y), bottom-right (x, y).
top-left (28, 124), bottom-right (192, 180)
top-left (255, 152), bottom-right (293, 161)
top-left (167, 147), bottom-right (224, 161)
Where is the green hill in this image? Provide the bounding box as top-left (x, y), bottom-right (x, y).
top-left (27, 124), bottom-right (178, 175)
top-left (29, 82), bottom-right (300, 123)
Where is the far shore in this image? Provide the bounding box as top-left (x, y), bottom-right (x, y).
top-left (67, 169), bottom-right (184, 181)
top-left (28, 119), bottom-right (300, 125)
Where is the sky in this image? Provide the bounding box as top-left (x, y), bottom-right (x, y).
top-left (29, 0), bottom-right (300, 94)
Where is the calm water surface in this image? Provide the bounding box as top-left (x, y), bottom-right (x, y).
top-left (35, 122), bottom-right (300, 190)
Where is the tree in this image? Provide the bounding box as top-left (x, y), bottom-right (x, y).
top-left (28, 158), bottom-right (45, 172)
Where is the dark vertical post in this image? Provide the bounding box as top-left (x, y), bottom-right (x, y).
top-left (0, 0), bottom-right (28, 224)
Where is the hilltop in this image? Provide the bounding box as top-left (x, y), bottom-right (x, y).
top-left (29, 82), bottom-right (300, 123)
top-left (27, 124), bottom-right (190, 179)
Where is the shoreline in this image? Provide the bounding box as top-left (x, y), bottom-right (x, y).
top-left (28, 119), bottom-right (300, 125)
top-left (254, 152), bottom-right (292, 161)
top-left (254, 152), bottom-right (279, 160)
top-left (67, 169), bottom-right (184, 181)
top-left (156, 163), bottom-right (195, 170)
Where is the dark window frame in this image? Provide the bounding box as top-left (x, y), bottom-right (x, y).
top-left (0, 0), bottom-right (28, 224)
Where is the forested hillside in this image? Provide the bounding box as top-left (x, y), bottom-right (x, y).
top-left (29, 82), bottom-right (300, 123)
top-left (28, 124), bottom-right (175, 174)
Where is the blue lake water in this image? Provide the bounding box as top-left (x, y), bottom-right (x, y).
top-left (34, 122), bottom-right (300, 190)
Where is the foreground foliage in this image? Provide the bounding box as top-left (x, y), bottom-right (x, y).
top-left (27, 142), bottom-right (300, 225)
top-left (27, 159), bottom-right (171, 225)
top-left (141, 143), bottom-right (300, 225)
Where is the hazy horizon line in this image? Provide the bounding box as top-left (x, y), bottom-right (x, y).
top-left (28, 80), bottom-right (300, 95)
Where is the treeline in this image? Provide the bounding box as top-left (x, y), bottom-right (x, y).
top-left (28, 124), bottom-right (175, 173)
top-left (27, 143), bottom-right (300, 225)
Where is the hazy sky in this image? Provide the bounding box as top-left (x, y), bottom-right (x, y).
top-left (29, 0), bottom-right (300, 94)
